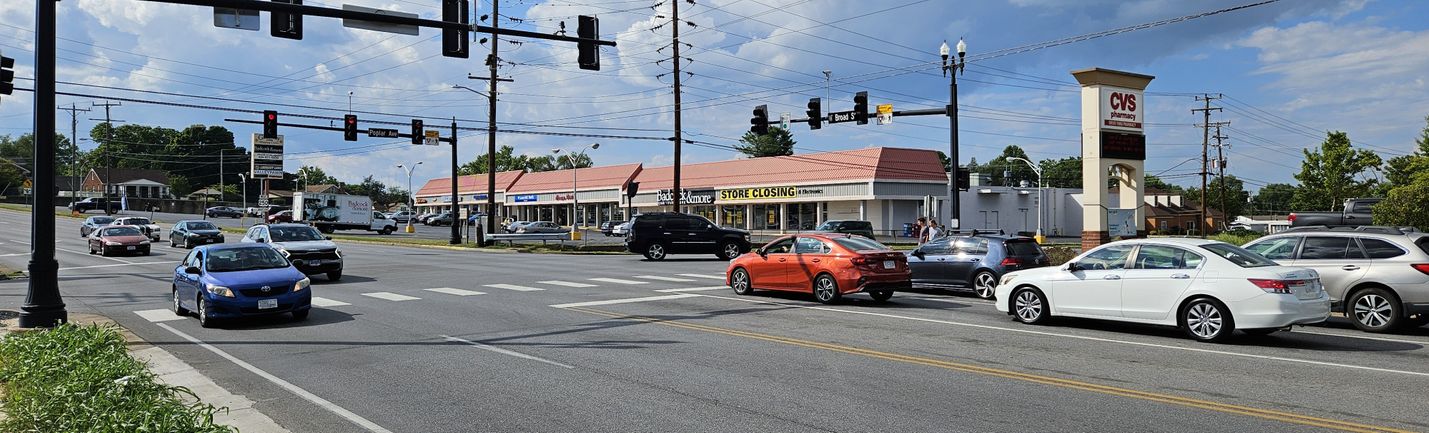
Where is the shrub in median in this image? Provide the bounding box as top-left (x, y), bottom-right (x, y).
top-left (0, 324), bottom-right (234, 433)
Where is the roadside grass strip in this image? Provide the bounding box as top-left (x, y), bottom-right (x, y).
top-left (0, 324), bottom-right (234, 433)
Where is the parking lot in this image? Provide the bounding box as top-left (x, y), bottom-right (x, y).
top-left (6, 208), bottom-right (1429, 433)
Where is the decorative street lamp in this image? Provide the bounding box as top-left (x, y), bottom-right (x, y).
top-left (397, 162), bottom-right (422, 233)
top-left (940, 38), bottom-right (966, 230)
top-left (1008, 156), bottom-right (1045, 243)
top-left (552, 143), bottom-right (598, 238)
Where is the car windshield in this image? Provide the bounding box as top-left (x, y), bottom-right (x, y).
top-left (187, 222), bottom-right (218, 230)
top-left (206, 247), bottom-right (290, 272)
top-left (833, 237), bottom-right (890, 252)
top-left (270, 226), bottom-right (325, 242)
top-left (102, 227), bottom-right (142, 237)
top-left (1199, 243), bottom-right (1279, 268)
top-left (91, 217), bottom-right (114, 225)
top-left (128, 218), bottom-right (152, 225)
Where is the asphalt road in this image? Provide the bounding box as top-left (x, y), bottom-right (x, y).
top-left (5, 208), bottom-right (1429, 433)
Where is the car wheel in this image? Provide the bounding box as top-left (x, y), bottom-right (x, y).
top-left (1242, 328), bottom-right (1278, 336)
top-left (380, 227), bottom-right (393, 235)
top-left (730, 268), bottom-right (754, 295)
top-left (644, 243), bottom-right (667, 261)
top-left (1348, 287), bottom-right (1402, 332)
top-left (869, 290), bottom-right (893, 302)
top-left (197, 296), bottom-right (216, 328)
top-left (172, 287), bottom-right (189, 316)
top-left (184, 237), bottom-right (193, 249)
top-left (98, 247), bottom-right (107, 257)
top-left (327, 270), bottom-right (342, 281)
top-left (169, 237), bottom-right (177, 248)
top-left (1011, 287), bottom-right (1048, 324)
top-left (88, 245), bottom-right (96, 255)
top-left (1181, 298), bottom-right (1234, 343)
top-left (813, 274), bottom-right (841, 304)
top-left (717, 241), bottom-right (742, 260)
top-left (971, 271), bottom-right (998, 300)
top-left (292, 309), bottom-right (309, 322)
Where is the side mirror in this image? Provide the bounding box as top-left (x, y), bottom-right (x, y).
top-left (325, 236), bottom-right (333, 240)
top-left (255, 238), bottom-right (266, 243)
top-left (911, 250), bottom-right (925, 259)
top-left (757, 248), bottom-right (768, 258)
top-left (184, 266), bottom-right (201, 275)
top-left (1066, 262), bottom-right (1083, 272)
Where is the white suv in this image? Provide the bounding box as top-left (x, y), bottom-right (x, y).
top-left (1243, 227), bottom-right (1429, 332)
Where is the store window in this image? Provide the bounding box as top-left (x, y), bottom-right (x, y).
top-left (693, 205), bottom-right (716, 221)
top-left (753, 204), bottom-right (779, 230)
top-left (785, 203), bottom-right (817, 231)
top-left (721, 205), bottom-right (745, 228)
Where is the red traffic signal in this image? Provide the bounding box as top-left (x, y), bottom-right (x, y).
top-left (262, 110), bottom-right (278, 139)
top-left (343, 114), bottom-right (358, 141)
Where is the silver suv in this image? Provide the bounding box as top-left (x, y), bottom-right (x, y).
top-left (1243, 226), bottom-right (1429, 332)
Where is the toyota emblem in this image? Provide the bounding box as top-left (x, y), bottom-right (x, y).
top-left (260, 286), bottom-right (272, 293)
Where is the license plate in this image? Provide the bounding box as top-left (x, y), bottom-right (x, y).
top-left (257, 299), bottom-right (278, 309)
top-left (883, 260), bottom-right (895, 269)
top-left (126, 246), bottom-right (136, 250)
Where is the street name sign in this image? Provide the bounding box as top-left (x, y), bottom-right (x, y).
top-left (341, 4), bottom-right (420, 36)
top-left (828, 110), bottom-right (859, 124)
top-left (368, 128), bottom-right (400, 138)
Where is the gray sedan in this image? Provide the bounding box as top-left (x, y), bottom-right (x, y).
top-left (516, 221), bottom-right (566, 234)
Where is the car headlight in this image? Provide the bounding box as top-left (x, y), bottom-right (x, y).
top-left (333, 248), bottom-right (342, 259)
top-left (206, 283), bottom-right (235, 298)
top-left (275, 247), bottom-right (290, 258)
top-left (105, 241), bottom-right (120, 246)
top-left (139, 240), bottom-right (150, 245)
top-left (999, 274), bottom-right (1016, 286)
top-left (293, 277), bottom-right (311, 292)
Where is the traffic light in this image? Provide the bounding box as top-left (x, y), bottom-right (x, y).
top-left (805, 98), bottom-right (821, 130)
top-left (957, 167), bottom-right (971, 191)
top-left (262, 110), bottom-right (278, 139)
top-left (0, 51), bottom-right (14, 97)
top-left (853, 91), bottom-right (868, 125)
top-left (750, 105), bottom-right (769, 135)
top-left (442, 0), bottom-right (470, 58)
top-left (271, 0), bottom-right (303, 40)
top-left (343, 115), bottom-right (358, 141)
top-left (410, 119), bottom-right (424, 145)
top-left (577, 15), bottom-right (600, 71)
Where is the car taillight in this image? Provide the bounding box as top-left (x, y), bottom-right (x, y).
top-left (1412, 264), bottom-right (1429, 275)
top-left (851, 257), bottom-right (869, 266)
top-left (1287, 213), bottom-right (1296, 223)
top-left (1248, 278), bottom-right (1293, 294)
top-left (1000, 257), bottom-right (1023, 267)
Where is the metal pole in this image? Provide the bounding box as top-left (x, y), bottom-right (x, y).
top-left (948, 72), bottom-right (959, 230)
top-left (485, 0), bottom-right (499, 241)
top-left (219, 149), bottom-right (225, 206)
top-left (671, 0), bottom-right (682, 212)
top-left (571, 154), bottom-right (578, 233)
top-left (20, 0), bottom-right (66, 328)
top-left (58, 104), bottom-right (89, 206)
top-left (239, 173), bottom-right (247, 226)
top-left (450, 118), bottom-right (460, 244)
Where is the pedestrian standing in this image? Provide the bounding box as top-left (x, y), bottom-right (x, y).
top-left (927, 221), bottom-right (941, 241)
top-left (915, 217), bottom-right (928, 245)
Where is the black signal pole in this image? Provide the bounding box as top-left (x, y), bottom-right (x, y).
top-left (450, 118), bottom-right (460, 245)
top-left (20, 0), bottom-right (65, 328)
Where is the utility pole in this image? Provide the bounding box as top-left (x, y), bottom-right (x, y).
top-left (670, 0), bottom-right (685, 212)
top-left (219, 149), bottom-right (226, 206)
top-left (91, 100), bottom-right (123, 215)
top-left (57, 104), bottom-right (90, 204)
top-left (470, 0), bottom-right (514, 242)
top-left (1192, 93), bottom-right (1222, 238)
top-left (1213, 124), bottom-right (1230, 231)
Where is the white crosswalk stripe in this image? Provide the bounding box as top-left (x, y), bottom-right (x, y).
top-left (538, 280), bottom-right (597, 288)
top-left (653, 286), bottom-right (728, 293)
top-left (484, 283), bottom-right (546, 292)
top-left (135, 308), bottom-right (186, 322)
top-left (425, 287), bottom-right (486, 296)
top-left (310, 297), bottom-right (351, 307)
top-left (678, 273), bottom-right (727, 280)
top-left (588, 277), bottom-right (648, 285)
top-left (362, 292), bottom-right (421, 301)
top-left (634, 275), bottom-right (695, 282)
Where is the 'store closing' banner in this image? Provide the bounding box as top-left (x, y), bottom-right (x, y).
top-left (719, 186), bottom-right (797, 201)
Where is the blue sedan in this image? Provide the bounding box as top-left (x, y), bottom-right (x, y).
top-left (172, 244), bottom-right (312, 328)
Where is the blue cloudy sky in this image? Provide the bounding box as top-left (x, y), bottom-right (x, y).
top-left (1, 0), bottom-right (1426, 192)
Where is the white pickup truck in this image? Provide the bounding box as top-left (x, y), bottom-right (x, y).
top-left (293, 192), bottom-right (398, 235)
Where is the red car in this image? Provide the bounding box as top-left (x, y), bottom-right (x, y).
top-left (88, 225), bottom-right (151, 256)
top-left (266, 210), bottom-right (294, 224)
top-left (727, 233), bottom-right (910, 304)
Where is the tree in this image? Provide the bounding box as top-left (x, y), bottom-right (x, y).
top-left (1039, 156), bottom-right (1082, 188)
top-left (296, 165), bottom-right (339, 187)
top-left (734, 127), bottom-right (795, 158)
top-left (460, 145), bottom-right (526, 175)
top-left (1291, 131), bottom-right (1382, 211)
top-left (0, 133), bottom-right (81, 176)
top-left (1252, 183), bottom-right (1296, 215)
top-left (983, 145), bottom-right (1037, 187)
top-left (1373, 171), bottom-right (1429, 230)
top-left (1379, 116), bottom-right (1429, 194)
top-left (1185, 175), bottom-right (1249, 220)
top-left (84, 123), bottom-right (242, 197)
top-left (1143, 175), bottom-right (1186, 195)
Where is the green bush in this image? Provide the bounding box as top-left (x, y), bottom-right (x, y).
top-left (1208, 231), bottom-right (1262, 246)
top-left (0, 324), bottom-right (234, 433)
top-left (1042, 244), bottom-right (1080, 266)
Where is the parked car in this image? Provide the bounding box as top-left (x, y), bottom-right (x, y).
top-left (626, 212), bottom-right (751, 260)
top-left (111, 217), bottom-right (162, 241)
top-left (908, 234), bottom-right (1051, 299)
top-left (814, 220), bottom-right (876, 239)
top-left (611, 221), bottom-right (631, 237)
top-left (600, 220), bottom-right (627, 236)
top-left (266, 210), bottom-right (294, 224)
top-left (1288, 198), bottom-right (1381, 227)
top-left (727, 234), bottom-right (910, 304)
top-left (80, 215), bottom-right (115, 238)
top-left (466, 213), bottom-right (488, 227)
top-left (517, 221), bottom-right (565, 234)
top-left (426, 211), bottom-right (454, 226)
top-left (504, 220), bottom-right (531, 233)
top-left (88, 225), bottom-right (151, 256)
top-left (416, 212), bottom-right (436, 224)
top-left (206, 206), bottom-right (243, 218)
top-left (241, 223), bottom-right (344, 281)
top-left (994, 238), bottom-right (1330, 342)
top-left (69, 197), bottom-right (121, 214)
top-left (1242, 226), bottom-right (1429, 332)
top-left (170, 220), bottom-right (225, 249)
top-left (388, 211), bottom-right (417, 223)
top-left (171, 244), bottom-right (312, 328)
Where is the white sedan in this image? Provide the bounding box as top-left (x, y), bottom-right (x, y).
top-left (994, 238), bottom-right (1330, 342)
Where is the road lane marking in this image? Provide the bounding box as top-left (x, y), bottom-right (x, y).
top-left (568, 306), bottom-right (1413, 433)
top-left (1290, 329), bottom-right (1429, 346)
top-left (483, 283), bottom-right (545, 292)
top-left (634, 275), bottom-right (696, 282)
top-left (424, 287), bottom-right (486, 296)
top-left (904, 295), bottom-right (994, 305)
top-left (361, 292), bottom-right (421, 301)
top-left (0, 252), bottom-right (25, 257)
top-left (155, 323), bottom-right (394, 433)
top-left (678, 273), bottom-right (726, 280)
top-left (134, 308), bottom-right (186, 323)
top-left (441, 335), bottom-right (574, 369)
top-left (549, 293), bottom-right (701, 309)
top-left (654, 286), bottom-right (729, 293)
top-left (538, 280), bottom-right (597, 288)
top-left (310, 297), bottom-right (351, 307)
top-left (694, 294), bottom-right (1429, 378)
top-left (587, 277), bottom-right (647, 285)
top-left (55, 245), bottom-right (137, 264)
top-left (58, 261), bottom-right (170, 271)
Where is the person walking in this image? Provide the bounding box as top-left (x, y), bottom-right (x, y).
top-left (915, 217), bottom-right (929, 245)
top-left (926, 220), bottom-right (942, 241)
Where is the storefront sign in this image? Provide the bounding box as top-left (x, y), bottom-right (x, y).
top-left (1099, 87), bottom-right (1143, 132)
top-left (512, 194), bottom-right (538, 203)
top-left (657, 189), bottom-right (715, 205)
top-left (1100, 131), bottom-right (1146, 161)
top-left (1108, 208), bottom-right (1137, 237)
top-left (555, 193), bottom-right (575, 201)
top-left (718, 186), bottom-right (797, 201)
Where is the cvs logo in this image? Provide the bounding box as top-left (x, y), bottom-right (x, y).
top-left (1109, 92), bottom-right (1137, 112)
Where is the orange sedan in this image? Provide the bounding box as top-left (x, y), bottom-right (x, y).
top-left (727, 233), bottom-right (911, 304)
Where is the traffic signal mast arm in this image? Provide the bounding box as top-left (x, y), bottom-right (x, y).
top-left (226, 117), bottom-right (456, 144)
top-left (774, 107), bottom-right (950, 128)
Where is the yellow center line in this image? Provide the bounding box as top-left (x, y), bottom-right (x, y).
top-left (567, 306), bottom-right (1413, 433)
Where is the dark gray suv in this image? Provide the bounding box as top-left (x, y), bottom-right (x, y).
top-left (907, 235), bottom-right (1051, 299)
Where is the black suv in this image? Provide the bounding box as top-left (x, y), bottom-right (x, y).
top-left (625, 212), bottom-right (750, 260)
top-left (70, 197), bottom-right (121, 214)
top-left (815, 220), bottom-right (875, 239)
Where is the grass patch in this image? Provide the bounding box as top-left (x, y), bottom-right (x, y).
top-left (0, 324), bottom-right (234, 433)
top-left (0, 204), bottom-right (81, 219)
